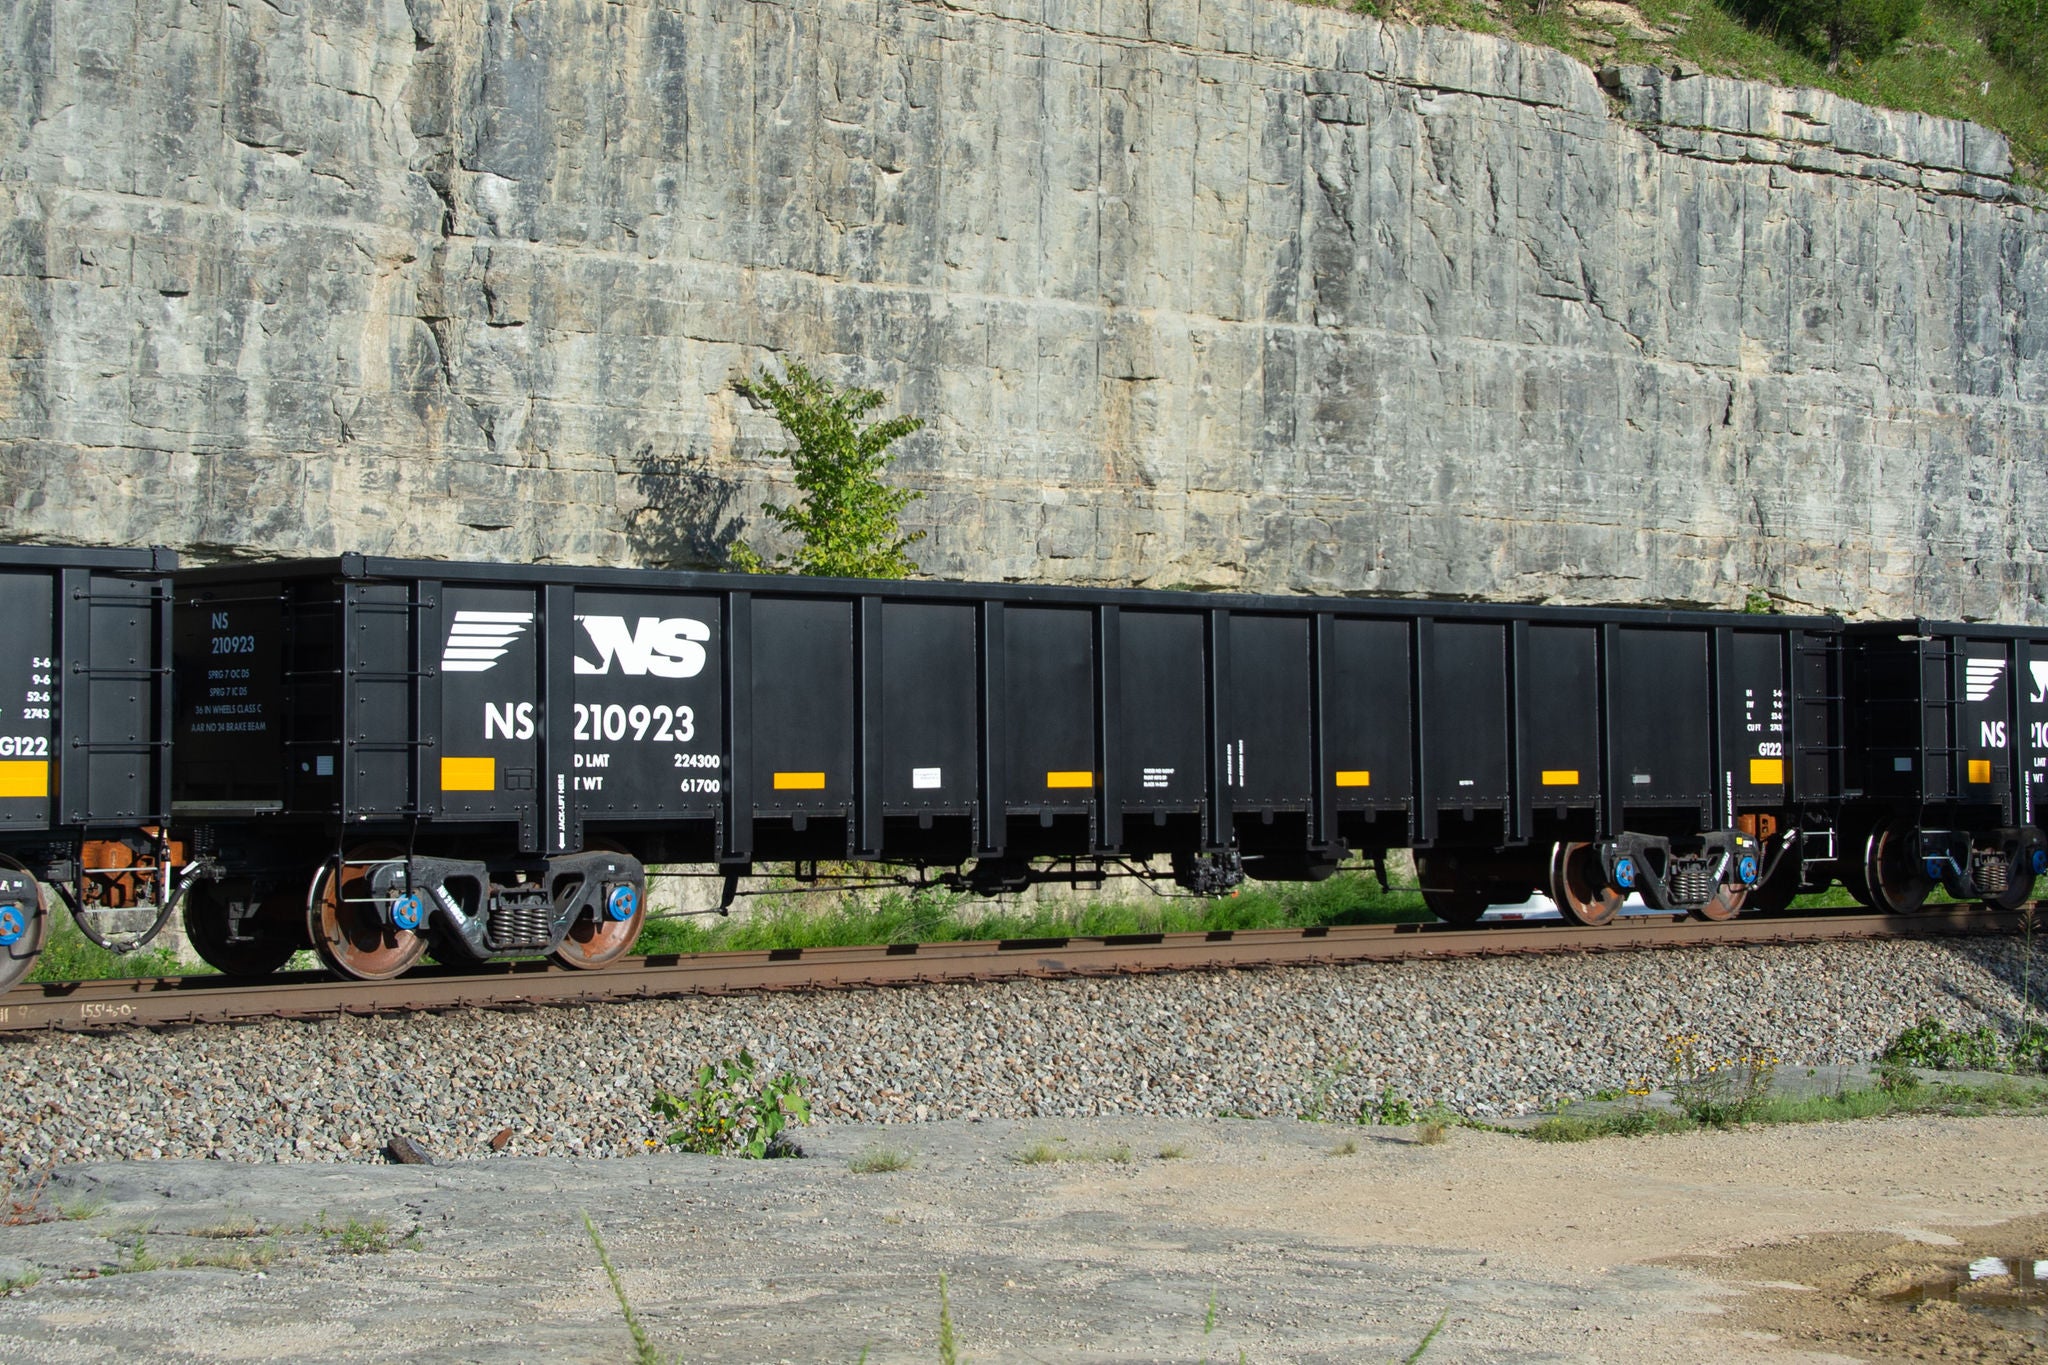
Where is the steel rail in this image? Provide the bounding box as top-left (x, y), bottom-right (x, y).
top-left (0, 907), bottom-right (2023, 1034)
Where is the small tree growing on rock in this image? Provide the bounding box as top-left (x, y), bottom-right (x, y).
top-left (728, 359), bottom-right (926, 579)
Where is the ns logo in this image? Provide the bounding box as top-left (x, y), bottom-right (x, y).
top-left (574, 616), bottom-right (710, 678)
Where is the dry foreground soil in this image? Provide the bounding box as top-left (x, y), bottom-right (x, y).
top-left (1, 1114), bottom-right (2045, 1362)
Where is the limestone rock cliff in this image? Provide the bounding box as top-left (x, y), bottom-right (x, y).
top-left (1, 0), bottom-right (2043, 617)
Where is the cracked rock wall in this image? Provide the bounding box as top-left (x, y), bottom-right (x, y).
top-left (1, 0), bottom-right (2044, 617)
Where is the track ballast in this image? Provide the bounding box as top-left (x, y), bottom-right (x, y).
top-left (0, 906), bottom-right (2022, 1034)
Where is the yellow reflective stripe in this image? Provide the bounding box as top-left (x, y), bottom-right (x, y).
top-left (440, 757), bottom-right (496, 792)
top-left (1540, 770), bottom-right (1579, 787)
top-left (1968, 758), bottom-right (1992, 784)
top-left (0, 761), bottom-right (47, 798)
top-left (1333, 770), bottom-right (1371, 788)
top-left (773, 771), bottom-right (826, 790)
top-left (1045, 771), bottom-right (1094, 789)
top-left (1749, 757), bottom-right (1784, 785)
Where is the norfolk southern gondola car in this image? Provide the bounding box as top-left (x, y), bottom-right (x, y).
top-left (0, 544), bottom-right (179, 992)
top-left (165, 555), bottom-right (1861, 980)
top-left (1837, 620), bottom-right (2048, 913)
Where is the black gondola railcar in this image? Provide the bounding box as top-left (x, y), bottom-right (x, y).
top-left (0, 544), bottom-right (180, 992)
top-left (169, 555), bottom-right (1850, 980)
top-left (1839, 620), bottom-right (2048, 912)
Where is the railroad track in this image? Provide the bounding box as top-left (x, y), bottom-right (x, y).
top-left (0, 906), bottom-right (2025, 1035)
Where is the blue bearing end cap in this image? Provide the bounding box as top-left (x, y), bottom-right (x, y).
top-left (1924, 857), bottom-right (1946, 882)
top-left (2032, 848), bottom-right (2046, 876)
top-left (391, 892), bottom-right (425, 933)
top-left (605, 884), bottom-right (639, 923)
top-left (1612, 856), bottom-right (1636, 890)
top-left (0, 903), bottom-right (24, 948)
top-left (1737, 854), bottom-right (1759, 886)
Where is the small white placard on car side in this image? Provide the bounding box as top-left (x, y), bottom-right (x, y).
top-left (912, 767), bottom-right (942, 789)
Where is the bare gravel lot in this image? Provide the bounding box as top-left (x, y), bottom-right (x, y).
top-left (3, 1113), bottom-right (2045, 1363)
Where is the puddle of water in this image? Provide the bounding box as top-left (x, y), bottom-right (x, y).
top-left (1883, 1252), bottom-right (2048, 1345)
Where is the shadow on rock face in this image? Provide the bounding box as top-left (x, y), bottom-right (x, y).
top-left (626, 443), bottom-right (748, 571)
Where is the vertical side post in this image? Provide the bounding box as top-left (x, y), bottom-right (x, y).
top-left (858, 594), bottom-right (884, 857)
top-left (723, 591), bottom-right (753, 865)
top-left (979, 601), bottom-right (1006, 858)
top-left (1207, 608), bottom-right (1233, 851)
top-left (1096, 605), bottom-right (1122, 854)
top-left (540, 583), bottom-right (576, 855)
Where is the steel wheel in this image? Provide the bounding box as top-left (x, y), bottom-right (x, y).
top-left (1864, 820), bottom-right (1934, 915)
top-left (549, 842), bottom-right (645, 971)
top-left (0, 854), bottom-right (45, 994)
top-left (1692, 883), bottom-right (1746, 922)
top-left (1987, 832), bottom-right (2045, 912)
top-left (1548, 841), bottom-right (1623, 927)
top-left (1742, 844), bottom-right (1800, 915)
top-left (183, 880), bottom-right (300, 978)
top-left (306, 843), bottom-right (427, 981)
top-left (1414, 852), bottom-right (1489, 927)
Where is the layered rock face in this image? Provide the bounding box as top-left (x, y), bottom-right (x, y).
top-left (0, 0), bottom-right (2043, 617)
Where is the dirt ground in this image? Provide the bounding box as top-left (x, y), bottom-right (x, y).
top-left (0, 1113), bottom-right (2044, 1362)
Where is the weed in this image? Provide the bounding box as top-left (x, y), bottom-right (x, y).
top-left (1157, 1143), bottom-right (1191, 1160)
top-left (1299, 1052), bottom-right (1356, 1122)
top-left (1413, 1117), bottom-right (1451, 1145)
top-left (1, 1269), bottom-right (40, 1294)
top-left (1876, 1058), bottom-right (1923, 1094)
top-left (629, 868), bottom-right (1432, 959)
top-left (108, 1232), bottom-right (160, 1275)
top-left (1013, 1140), bottom-right (1063, 1165)
top-left (57, 1197), bottom-right (107, 1222)
top-left (1528, 1108), bottom-right (1694, 1141)
top-left (1329, 1138), bottom-right (1359, 1156)
top-left (653, 1050), bottom-right (812, 1158)
top-left (584, 1212), bottom-right (673, 1365)
top-left (848, 1145), bottom-right (913, 1174)
top-left (1665, 1034), bottom-right (1779, 1126)
top-left (1882, 1016), bottom-right (2008, 1071)
top-left (183, 1216), bottom-right (264, 1239)
top-left (1011, 1139), bottom-right (1129, 1166)
top-left (324, 1216), bottom-right (402, 1255)
top-left (172, 1236), bottom-right (285, 1272)
top-left (1362, 1091), bottom-right (1417, 1126)
top-left (1402, 1307), bottom-right (1451, 1363)
top-left (1196, 1289), bottom-right (1231, 1364)
top-left (1, 1167), bottom-right (54, 1225)
top-left (27, 910), bottom-right (190, 983)
top-left (1529, 1074), bottom-right (2048, 1140)
top-left (938, 1272), bottom-right (960, 1365)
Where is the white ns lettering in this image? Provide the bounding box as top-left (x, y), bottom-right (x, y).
top-left (484, 701), bottom-right (536, 740)
top-left (574, 616), bottom-right (709, 678)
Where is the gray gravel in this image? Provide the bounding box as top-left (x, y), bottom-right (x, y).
top-left (1, 937), bottom-right (2040, 1175)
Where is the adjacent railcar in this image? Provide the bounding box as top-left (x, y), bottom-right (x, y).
top-left (169, 555), bottom-right (1848, 980)
top-left (1838, 620), bottom-right (2048, 912)
top-left (0, 545), bottom-right (180, 992)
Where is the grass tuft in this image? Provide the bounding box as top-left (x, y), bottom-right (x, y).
top-left (27, 910), bottom-right (190, 983)
top-left (632, 872), bottom-right (1430, 960)
top-left (938, 1272), bottom-right (960, 1365)
top-left (1011, 1138), bottom-right (1132, 1166)
top-left (1530, 1074), bottom-right (2048, 1140)
top-left (848, 1145), bottom-right (914, 1174)
top-left (585, 1211), bottom-right (672, 1365)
